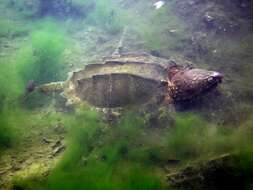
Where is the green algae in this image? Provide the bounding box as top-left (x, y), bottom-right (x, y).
top-left (18, 21), bottom-right (68, 84)
top-left (10, 110), bottom-right (163, 190)
top-left (8, 109), bottom-right (253, 190)
top-left (0, 57), bottom-right (24, 149)
top-left (0, 0), bottom-right (253, 189)
top-left (0, 19), bottom-right (69, 150)
top-left (44, 111), bottom-right (164, 190)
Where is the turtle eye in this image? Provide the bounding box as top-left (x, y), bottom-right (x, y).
top-left (160, 80), bottom-right (168, 86)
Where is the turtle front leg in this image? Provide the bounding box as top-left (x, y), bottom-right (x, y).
top-left (159, 80), bottom-right (174, 105)
top-left (164, 80), bottom-right (175, 105)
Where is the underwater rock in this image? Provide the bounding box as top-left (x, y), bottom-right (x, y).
top-left (52, 145), bottom-right (65, 156)
top-left (166, 153), bottom-right (247, 190)
top-left (11, 162), bottom-right (22, 171)
top-left (42, 138), bottom-right (51, 144)
top-left (173, 0), bottom-right (247, 34)
top-left (38, 0), bottom-right (95, 18)
top-left (51, 140), bottom-right (62, 149)
top-left (9, 0), bottom-right (95, 18)
top-left (51, 140), bottom-right (66, 157)
top-left (202, 11), bottom-right (241, 34)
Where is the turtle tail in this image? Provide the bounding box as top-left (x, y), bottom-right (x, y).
top-left (36, 81), bottom-right (65, 93)
top-left (22, 81), bottom-right (65, 103)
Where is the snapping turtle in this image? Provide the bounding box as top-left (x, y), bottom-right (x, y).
top-left (34, 53), bottom-right (223, 108)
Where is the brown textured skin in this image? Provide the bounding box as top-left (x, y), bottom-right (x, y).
top-left (167, 67), bottom-right (223, 102)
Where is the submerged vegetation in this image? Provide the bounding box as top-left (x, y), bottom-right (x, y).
top-left (0, 0), bottom-right (253, 189)
top-left (0, 107), bottom-right (248, 189)
top-left (18, 21), bottom-right (67, 84)
top-left (12, 110), bottom-right (164, 190)
top-left (0, 17), bottom-right (68, 150)
top-left (9, 110), bottom-right (253, 190)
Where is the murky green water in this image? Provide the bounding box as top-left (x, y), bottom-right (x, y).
top-left (0, 0), bottom-right (253, 189)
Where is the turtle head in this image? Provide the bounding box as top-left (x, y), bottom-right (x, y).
top-left (168, 68), bottom-right (223, 101)
top-left (206, 71), bottom-right (223, 86)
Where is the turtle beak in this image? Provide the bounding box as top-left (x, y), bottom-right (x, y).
top-left (211, 72), bottom-right (223, 83)
top-left (206, 71), bottom-right (223, 89)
